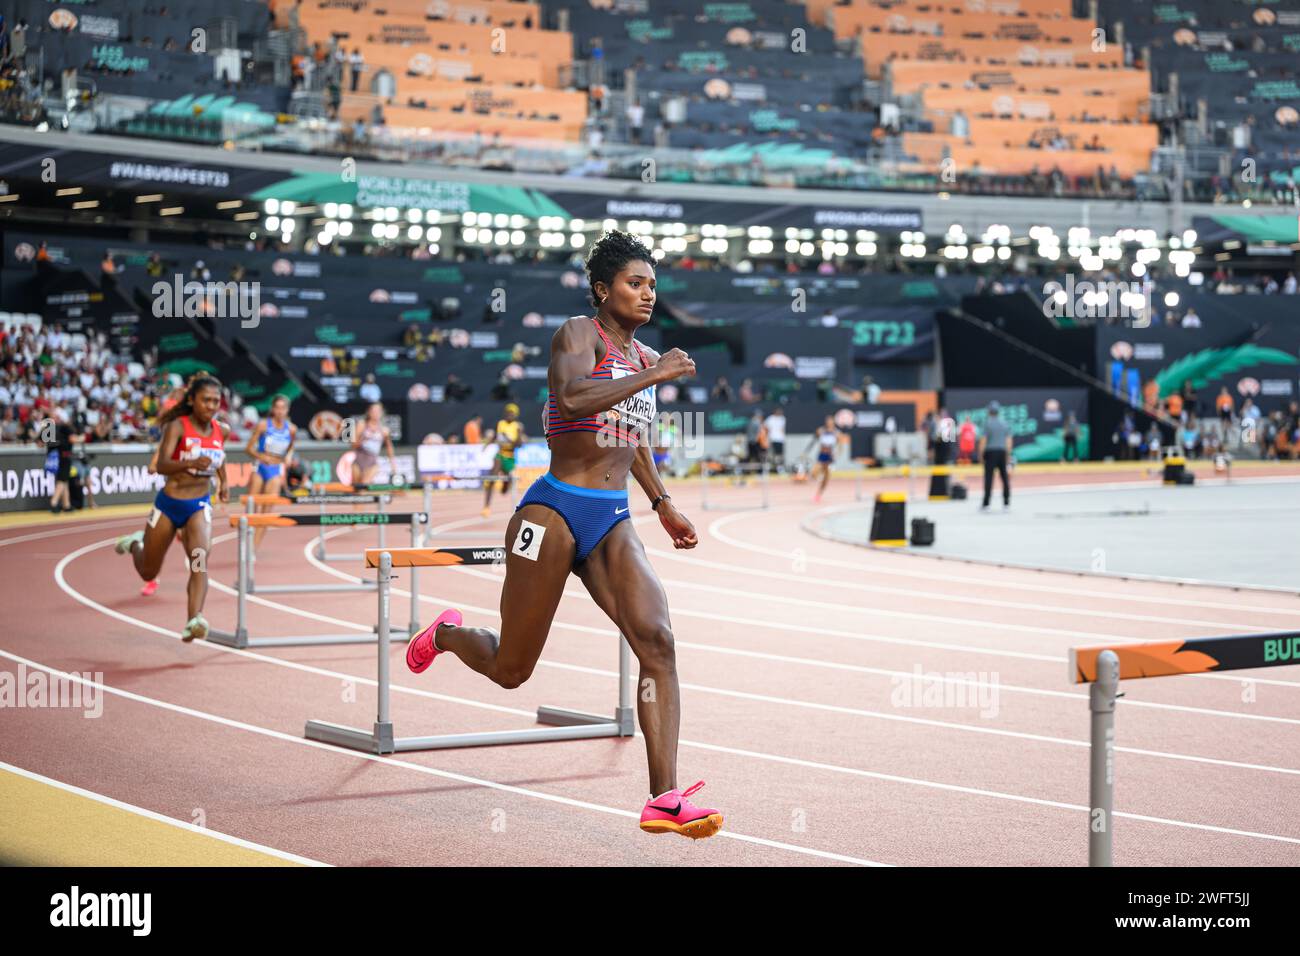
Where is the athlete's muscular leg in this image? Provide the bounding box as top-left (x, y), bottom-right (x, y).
top-left (576, 520), bottom-right (678, 798)
top-left (179, 506), bottom-right (212, 621)
top-left (434, 504), bottom-right (575, 688)
top-left (132, 509), bottom-right (177, 582)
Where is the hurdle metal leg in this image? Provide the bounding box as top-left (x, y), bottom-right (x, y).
top-left (209, 516), bottom-right (429, 650)
top-left (1088, 650), bottom-right (1120, 867)
top-left (304, 545), bottom-right (636, 754)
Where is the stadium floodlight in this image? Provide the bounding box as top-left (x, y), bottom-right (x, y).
top-left (339, 221), bottom-right (353, 237)
top-left (652, 248), bottom-right (666, 261)
top-left (1182, 229), bottom-right (1197, 247)
top-left (472, 212), bottom-right (489, 227)
top-left (855, 241), bottom-right (876, 256)
top-left (281, 201), bottom-right (296, 215)
top-left (339, 204), bottom-right (353, 218)
top-left (495, 214), bottom-right (510, 228)
top-left (494, 229), bottom-right (509, 245)
top-left (408, 225), bottom-right (424, 241)
top-left (323, 220), bottom-right (338, 235)
top-left (423, 209), bottom-right (438, 225)
top-left (407, 208), bottom-right (422, 223)
top-left (461, 211), bottom-right (476, 226)
top-left (785, 239), bottom-right (800, 253)
top-left (1164, 292), bottom-right (1179, 307)
top-left (996, 246), bottom-right (1010, 260)
top-left (570, 233), bottom-right (585, 248)
top-left (834, 229), bottom-right (848, 242)
top-left (510, 230), bottom-right (525, 245)
top-left (463, 227), bottom-right (479, 242)
top-left (427, 226), bottom-right (441, 241)
top-left (511, 215), bottom-right (526, 229)
top-left (283, 218), bottom-right (296, 233)
top-left (603, 218), bottom-right (618, 231)
top-left (318, 232), bottom-right (333, 245)
top-left (428, 243), bottom-right (440, 255)
top-left (786, 227), bottom-right (800, 239)
top-left (324, 202), bottom-right (339, 218)
top-left (570, 219), bottom-right (586, 231)
top-left (1131, 262), bottom-right (1146, 277)
top-left (264, 199), bottom-right (280, 215)
top-left (373, 223), bottom-right (387, 239)
top-left (972, 246), bottom-right (993, 263)
top-left (799, 242), bottom-right (814, 256)
top-left (266, 216), bottom-right (281, 231)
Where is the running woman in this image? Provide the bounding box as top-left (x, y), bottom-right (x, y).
top-left (480, 402), bottom-right (526, 518)
top-left (351, 401), bottom-right (396, 487)
top-left (404, 231), bottom-right (724, 839)
top-left (115, 374), bottom-right (229, 641)
top-left (139, 381), bottom-right (188, 597)
top-left (245, 394), bottom-right (297, 551)
top-left (803, 415), bottom-right (840, 503)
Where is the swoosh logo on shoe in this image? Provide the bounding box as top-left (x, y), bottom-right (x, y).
top-left (615, 507), bottom-right (629, 514)
top-left (654, 801), bottom-right (681, 815)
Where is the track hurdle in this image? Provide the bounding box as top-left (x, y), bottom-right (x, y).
top-left (1070, 631), bottom-right (1300, 866)
top-left (208, 512), bottom-right (427, 649)
top-left (304, 546), bottom-right (635, 753)
top-left (699, 459), bottom-right (770, 511)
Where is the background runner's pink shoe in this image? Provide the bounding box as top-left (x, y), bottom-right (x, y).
top-left (639, 781), bottom-right (724, 839)
top-left (406, 608), bottom-right (462, 674)
top-left (140, 579), bottom-right (159, 597)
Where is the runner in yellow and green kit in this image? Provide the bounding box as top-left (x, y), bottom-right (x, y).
top-left (482, 402), bottom-right (527, 517)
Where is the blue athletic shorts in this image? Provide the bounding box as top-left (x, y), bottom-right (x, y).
top-left (152, 490), bottom-right (211, 529)
top-left (257, 462), bottom-right (284, 482)
top-left (515, 471), bottom-right (630, 566)
top-left (817, 452), bottom-right (833, 464)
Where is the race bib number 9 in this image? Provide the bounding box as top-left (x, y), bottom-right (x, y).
top-left (512, 519), bottom-right (546, 561)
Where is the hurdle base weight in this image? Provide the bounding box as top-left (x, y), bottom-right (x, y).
top-left (305, 707), bottom-right (631, 755)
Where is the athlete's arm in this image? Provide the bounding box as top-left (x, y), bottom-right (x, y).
top-left (283, 423), bottom-right (298, 461)
top-left (245, 420), bottom-right (268, 463)
top-left (153, 420), bottom-right (197, 476)
top-left (216, 421), bottom-right (231, 503)
top-left (634, 441), bottom-right (697, 549)
top-left (550, 318), bottom-right (683, 420)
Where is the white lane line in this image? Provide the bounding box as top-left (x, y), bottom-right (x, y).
top-left (0, 516), bottom-right (144, 547)
top-left (701, 502), bottom-right (1300, 616)
top-left (640, 538), bottom-right (1273, 633)
top-left (305, 531), bottom-right (1300, 734)
top-left (51, 533), bottom-right (1300, 853)
top-left (0, 759), bottom-right (328, 866)
top-left (0, 647), bottom-right (882, 867)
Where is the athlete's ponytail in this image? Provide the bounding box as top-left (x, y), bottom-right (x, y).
top-left (158, 373), bottom-right (223, 426)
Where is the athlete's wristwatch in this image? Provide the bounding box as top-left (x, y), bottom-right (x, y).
top-left (650, 493), bottom-right (672, 512)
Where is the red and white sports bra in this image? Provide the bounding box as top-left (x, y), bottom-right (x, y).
top-left (544, 318), bottom-right (658, 447)
top-left (171, 415), bottom-right (225, 475)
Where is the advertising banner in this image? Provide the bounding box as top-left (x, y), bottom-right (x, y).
top-left (943, 388), bottom-right (1090, 462)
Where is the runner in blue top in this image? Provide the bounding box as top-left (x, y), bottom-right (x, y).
top-left (245, 394), bottom-right (297, 551)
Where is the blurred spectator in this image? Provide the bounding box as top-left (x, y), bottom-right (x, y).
top-left (359, 373), bottom-right (381, 403)
top-left (445, 373), bottom-right (472, 402)
top-left (711, 376), bottom-right (734, 402)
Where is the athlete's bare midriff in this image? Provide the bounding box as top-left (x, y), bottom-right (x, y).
top-left (546, 431), bottom-right (637, 490)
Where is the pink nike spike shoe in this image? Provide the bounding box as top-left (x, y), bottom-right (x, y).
top-left (406, 608), bottom-right (462, 674)
top-left (639, 781), bottom-right (724, 839)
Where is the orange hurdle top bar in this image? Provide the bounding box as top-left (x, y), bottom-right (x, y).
top-left (365, 546), bottom-right (506, 567)
top-left (1070, 632), bottom-right (1300, 683)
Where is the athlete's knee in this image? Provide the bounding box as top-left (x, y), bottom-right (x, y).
top-left (491, 662), bottom-right (535, 690)
top-left (634, 624), bottom-right (676, 670)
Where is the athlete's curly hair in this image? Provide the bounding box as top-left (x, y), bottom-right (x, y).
top-left (584, 230), bottom-right (655, 309)
top-left (158, 373), bottom-right (223, 426)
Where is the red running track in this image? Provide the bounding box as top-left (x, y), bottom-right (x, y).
top-left (2, 466), bottom-right (1299, 866)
